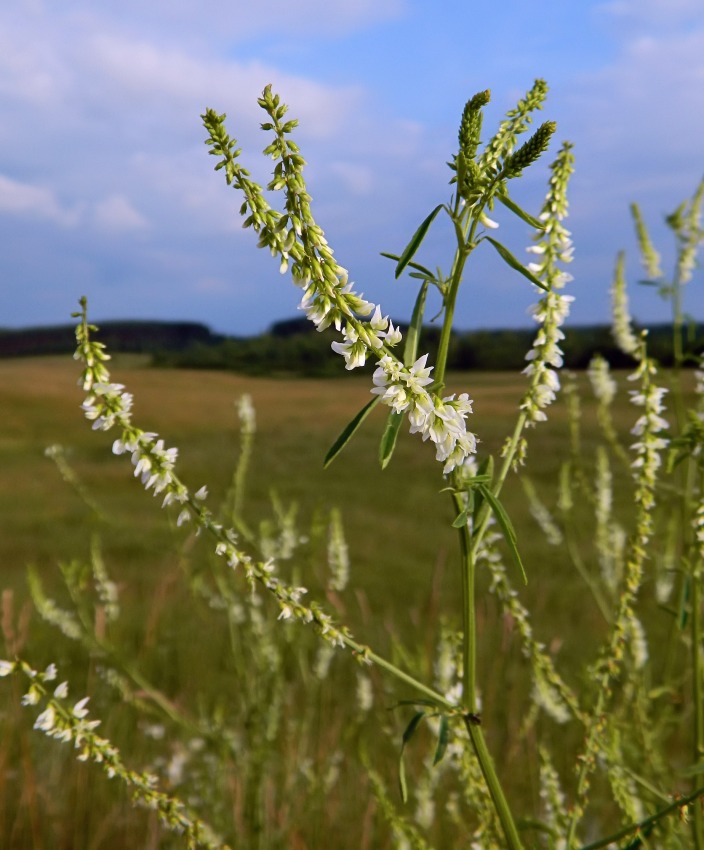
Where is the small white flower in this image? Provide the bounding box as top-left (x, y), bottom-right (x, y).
top-left (34, 706), bottom-right (56, 732)
top-left (73, 697), bottom-right (90, 718)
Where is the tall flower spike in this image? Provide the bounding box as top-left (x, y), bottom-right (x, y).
top-left (517, 141), bottom-right (575, 431)
top-left (611, 251), bottom-right (640, 357)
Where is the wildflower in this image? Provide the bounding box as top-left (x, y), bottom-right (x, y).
top-left (34, 706), bottom-right (56, 732)
top-left (611, 252), bottom-right (639, 357)
top-left (519, 142), bottom-right (575, 429)
top-left (588, 355), bottom-right (617, 406)
top-left (331, 325), bottom-right (368, 370)
top-left (73, 697), bottom-right (90, 718)
top-left (371, 355), bottom-right (476, 473)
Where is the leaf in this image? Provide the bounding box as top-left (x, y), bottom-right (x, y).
top-left (324, 397), bottom-right (380, 468)
top-left (452, 510), bottom-right (469, 528)
top-left (392, 699), bottom-right (442, 709)
top-left (394, 205), bottom-right (444, 279)
top-left (380, 252), bottom-right (435, 280)
top-left (402, 710), bottom-right (427, 745)
top-left (477, 483), bottom-right (528, 584)
top-left (379, 411), bottom-right (405, 470)
top-left (495, 190), bottom-right (545, 230)
top-left (483, 236), bottom-right (548, 292)
top-left (398, 754), bottom-right (409, 803)
top-left (398, 710), bottom-right (426, 802)
top-left (404, 280), bottom-right (429, 367)
top-left (472, 456), bottom-right (494, 522)
top-left (433, 715), bottom-right (449, 766)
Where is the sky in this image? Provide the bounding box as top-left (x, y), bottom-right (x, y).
top-left (1, 0), bottom-right (703, 336)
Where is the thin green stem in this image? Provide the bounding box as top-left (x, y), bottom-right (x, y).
top-left (452, 491), bottom-right (476, 713)
top-left (464, 718), bottom-right (525, 850)
top-left (692, 559), bottom-right (704, 849)
top-left (578, 784), bottom-right (704, 850)
top-left (434, 242), bottom-right (470, 388)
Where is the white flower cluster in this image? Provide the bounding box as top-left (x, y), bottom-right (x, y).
top-left (610, 254), bottom-right (639, 357)
top-left (628, 353), bottom-right (669, 547)
top-left (628, 364), bottom-right (669, 495)
top-left (2, 659), bottom-right (229, 849)
top-left (520, 144), bottom-right (575, 426)
top-left (81, 381), bottom-right (203, 524)
top-left (299, 261), bottom-right (477, 473)
top-left (371, 353), bottom-right (476, 474)
top-left (587, 355), bottom-right (617, 407)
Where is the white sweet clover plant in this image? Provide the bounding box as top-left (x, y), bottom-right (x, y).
top-left (2, 82), bottom-right (588, 850)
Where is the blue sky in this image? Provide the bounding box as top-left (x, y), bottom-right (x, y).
top-left (1, 0), bottom-right (703, 335)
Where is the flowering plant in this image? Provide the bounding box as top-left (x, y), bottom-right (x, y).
top-left (3, 82), bottom-right (704, 850)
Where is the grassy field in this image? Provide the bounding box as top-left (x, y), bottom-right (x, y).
top-left (0, 355), bottom-right (694, 848)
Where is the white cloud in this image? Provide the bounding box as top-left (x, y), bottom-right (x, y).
top-left (327, 162), bottom-right (375, 196)
top-left (571, 26), bottom-right (704, 163)
top-left (93, 194), bottom-right (148, 232)
top-left (597, 0), bottom-right (704, 28)
top-left (83, 32), bottom-right (366, 142)
top-left (85, 0), bottom-right (407, 40)
top-left (0, 174), bottom-right (79, 226)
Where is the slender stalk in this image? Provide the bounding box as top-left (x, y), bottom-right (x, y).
top-left (452, 491), bottom-right (476, 713)
top-left (464, 718), bottom-right (524, 850)
top-left (692, 559), bottom-right (704, 849)
top-left (579, 784), bottom-right (704, 850)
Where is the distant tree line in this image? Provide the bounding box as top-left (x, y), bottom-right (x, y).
top-left (2, 316), bottom-right (702, 373)
top-left (0, 320), bottom-right (219, 358)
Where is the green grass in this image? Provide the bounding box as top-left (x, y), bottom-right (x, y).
top-left (0, 356), bottom-right (697, 848)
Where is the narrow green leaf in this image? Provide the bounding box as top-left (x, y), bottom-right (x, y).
top-left (495, 190), bottom-right (545, 230)
top-left (404, 280), bottom-right (429, 367)
top-left (324, 397), bottom-right (380, 468)
top-left (433, 716), bottom-right (449, 766)
top-left (395, 205), bottom-right (443, 279)
top-left (398, 755), bottom-right (408, 803)
top-left (379, 411), bottom-right (405, 470)
top-left (393, 699), bottom-right (441, 709)
top-left (472, 456), bottom-right (494, 522)
top-left (477, 483), bottom-right (528, 584)
top-left (398, 710), bottom-right (426, 803)
top-left (380, 252), bottom-right (435, 280)
top-left (402, 710), bottom-right (427, 745)
top-left (452, 510), bottom-right (469, 528)
top-left (483, 236), bottom-right (548, 292)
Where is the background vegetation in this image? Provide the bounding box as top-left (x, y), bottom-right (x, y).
top-left (0, 353), bottom-right (695, 848)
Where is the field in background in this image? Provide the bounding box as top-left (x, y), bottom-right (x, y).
top-left (0, 356), bottom-right (691, 848)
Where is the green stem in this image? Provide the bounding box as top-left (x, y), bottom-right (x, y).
top-left (434, 245), bottom-right (470, 388)
top-left (452, 484), bottom-right (524, 849)
top-left (579, 784), bottom-right (704, 850)
top-left (464, 718), bottom-right (525, 850)
top-left (452, 491), bottom-right (476, 713)
top-left (692, 559), bottom-right (704, 849)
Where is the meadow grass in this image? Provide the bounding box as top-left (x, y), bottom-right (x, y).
top-left (1, 354), bottom-right (693, 848)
